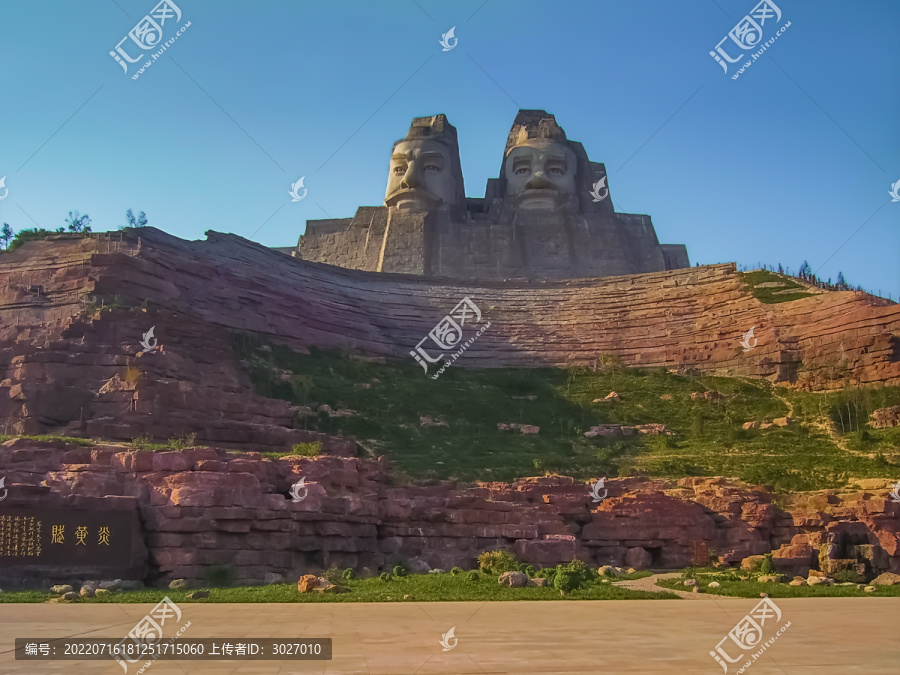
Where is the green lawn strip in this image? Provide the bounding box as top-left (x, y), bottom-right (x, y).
top-left (0, 576), bottom-right (675, 603)
top-left (655, 577), bottom-right (900, 598)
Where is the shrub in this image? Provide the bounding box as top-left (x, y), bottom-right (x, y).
top-left (392, 565), bottom-right (407, 577)
top-left (341, 568), bottom-right (356, 581)
top-left (291, 441), bottom-right (321, 457)
top-left (553, 569), bottom-right (577, 593)
top-left (538, 567), bottom-right (558, 582)
top-left (559, 559), bottom-right (594, 587)
top-left (203, 564), bottom-right (236, 588)
top-left (466, 571), bottom-right (479, 583)
top-left (322, 564), bottom-right (343, 585)
top-left (522, 565), bottom-right (536, 578)
top-left (759, 554), bottom-right (774, 575)
top-left (450, 567), bottom-right (463, 576)
top-left (169, 432), bottom-right (197, 450)
top-left (477, 549), bottom-right (519, 575)
top-left (378, 572), bottom-right (392, 582)
top-left (831, 569), bottom-right (860, 583)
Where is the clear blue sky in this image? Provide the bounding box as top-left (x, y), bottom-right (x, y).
top-left (1, 0), bottom-right (898, 296)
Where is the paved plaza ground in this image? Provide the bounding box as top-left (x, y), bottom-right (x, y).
top-left (1, 597), bottom-right (897, 674)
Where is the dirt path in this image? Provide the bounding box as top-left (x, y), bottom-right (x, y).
top-left (612, 572), bottom-right (742, 599)
top-left (769, 388), bottom-right (872, 459)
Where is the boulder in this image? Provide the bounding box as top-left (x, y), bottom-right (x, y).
top-left (95, 589), bottom-right (112, 596)
top-left (79, 586), bottom-right (95, 597)
top-left (865, 586), bottom-right (876, 593)
top-left (683, 579), bottom-right (697, 587)
top-left (757, 575), bottom-right (783, 583)
top-left (526, 578), bottom-right (548, 587)
top-left (598, 565), bottom-right (624, 578)
top-left (788, 579), bottom-right (806, 586)
top-left (62, 592), bottom-right (78, 601)
top-left (742, 421), bottom-right (761, 430)
top-left (807, 576), bottom-right (833, 586)
top-left (708, 581), bottom-right (721, 588)
top-left (871, 572), bottom-right (900, 586)
top-left (98, 579), bottom-right (122, 591)
top-left (498, 571), bottom-right (528, 587)
top-left (50, 585), bottom-right (73, 595)
top-left (772, 417), bottom-right (794, 427)
top-left (168, 579), bottom-right (188, 590)
top-left (297, 574), bottom-right (320, 593)
top-left (740, 555), bottom-right (765, 572)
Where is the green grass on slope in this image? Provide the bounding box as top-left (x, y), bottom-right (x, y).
top-left (229, 334), bottom-right (900, 491)
top-left (740, 270), bottom-right (815, 303)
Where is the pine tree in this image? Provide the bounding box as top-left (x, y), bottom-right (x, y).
top-left (0, 223), bottom-right (13, 249)
top-left (836, 271), bottom-right (847, 289)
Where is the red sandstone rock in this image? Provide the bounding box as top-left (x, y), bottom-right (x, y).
top-left (297, 574), bottom-right (319, 592)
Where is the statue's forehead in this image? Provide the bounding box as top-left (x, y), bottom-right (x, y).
top-left (391, 139), bottom-right (449, 159)
top-left (507, 138), bottom-right (573, 161)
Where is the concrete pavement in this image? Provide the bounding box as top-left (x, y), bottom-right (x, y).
top-left (0, 598), bottom-right (897, 674)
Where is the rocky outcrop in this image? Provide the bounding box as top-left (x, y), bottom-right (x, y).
top-left (0, 229), bottom-right (898, 447)
top-left (2, 439), bottom-right (897, 587)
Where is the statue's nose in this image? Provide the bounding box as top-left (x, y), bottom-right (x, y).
top-left (401, 165), bottom-right (423, 189)
top-left (526, 171), bottom-right (554, 189)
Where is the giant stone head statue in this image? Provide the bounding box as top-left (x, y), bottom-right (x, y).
top-left (501, 110), bottom-right (579, 211)
top-left (384, 115), bottom-right (465, 212)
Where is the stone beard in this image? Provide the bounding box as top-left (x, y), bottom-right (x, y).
top-left (384, 139), bottom-right (458, 211)
top-left (504, 137), bottom-right (577, 210)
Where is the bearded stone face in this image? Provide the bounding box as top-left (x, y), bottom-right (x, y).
top-left (504, 138), bottom-right (577, 210)
top-left (384, 139), bottom-right (457, 211)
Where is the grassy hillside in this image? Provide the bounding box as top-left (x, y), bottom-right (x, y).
top-left (231, 334), bottom-right (900, 491)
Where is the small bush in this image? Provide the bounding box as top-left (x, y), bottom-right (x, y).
top-left (477, 549), bottom-right (519, 575)
top-left (553, 569), bottom-right (578, 593)
top-left (522, 565), bottom-right (536, 578)
top-left (378, 572), bottom-right (392, 582)
top-left (759, 554), bottom-right (774, 575)
top-left (831, 569), bottom-right (860, 583)
top-left (322, 564), bottom-right (343, 585)
top-left (450, 567), bottom-right (463, 576)
top-left (466, 571), bottom-right (479, 583)
top-left (341, 568), bottom-right (356, 581)
top-left (392, 565), bottom-right (408, 577)
top-left (169, 432), bottom-right (197, 450)
top-left (292, 441), bottom-right (322, 457)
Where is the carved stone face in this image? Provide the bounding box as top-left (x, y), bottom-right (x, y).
top-left (504, 138), bottom-right (577, 210)
top-left (384, 139), bottom-right (456, 211)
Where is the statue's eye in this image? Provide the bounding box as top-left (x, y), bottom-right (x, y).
top-left (423, 164), bottom-right (440, 172)
top-left (549, 167), bottom-right (564, 175)
top-left (514, 167), bottom-right (529, 176)
top-left (393, 165), bottom-right (406, 174)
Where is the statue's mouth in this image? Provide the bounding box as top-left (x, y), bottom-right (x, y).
top-left (386, 188), bottom-right (440, 209)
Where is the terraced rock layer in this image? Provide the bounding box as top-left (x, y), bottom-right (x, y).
top-left (0, 228), bottom-right (897, 445)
